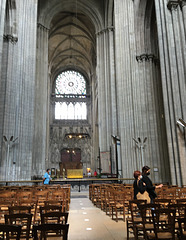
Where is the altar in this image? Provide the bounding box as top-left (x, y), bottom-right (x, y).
top-left (67, 169), bottom-right (83, 179)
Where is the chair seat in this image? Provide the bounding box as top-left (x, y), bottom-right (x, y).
top-left (116, 203), bottom-right (123, 208)
top-left (133, 217), bottom-right (142, 222)
top-left (136, 223), bottom-right (154, 230)
top-left (147, 232), bottom-right (173, 239)
top-left (175, 221), bottom-right (179, 229)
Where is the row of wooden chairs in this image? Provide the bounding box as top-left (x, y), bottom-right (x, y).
top-left (0, 185), bottom-right (71, 224)
top-left (89, 183), bottom-right (133, 222)
top-left (0, 223), bottom-right (69, 240)
top-left (90, 183), bottom-right (186, 224)
top-left (127, 199), bottom-right (186, 240)
top-left (0, 204), bottom-right (69, 239)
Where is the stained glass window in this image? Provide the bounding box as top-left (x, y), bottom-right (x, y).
top-left (54, 70), bottom-right (87, 120)
top-left (55, 70), bottom-right (86, 95)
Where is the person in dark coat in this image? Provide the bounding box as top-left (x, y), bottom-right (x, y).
top-left (133, 170), bottom-right (146, 199)
top-left (142, 166), bottom-right (163, 202)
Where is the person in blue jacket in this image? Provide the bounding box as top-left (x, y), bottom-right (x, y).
top-left (43, 168), bottom-right (51, 185)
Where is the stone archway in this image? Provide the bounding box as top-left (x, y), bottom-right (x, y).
top-left (34, 0), bottom-right (105, 176)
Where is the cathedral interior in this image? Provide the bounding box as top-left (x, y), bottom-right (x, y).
top-left (0, 0), bottom-right (185, 185)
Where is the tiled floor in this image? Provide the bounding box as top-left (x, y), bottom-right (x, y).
top-left (68, 191), bottom-right (129, 240)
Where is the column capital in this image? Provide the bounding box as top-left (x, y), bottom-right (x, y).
top-left (167, 0), bottom-right (179, 11)
top-left (37, 23), bottom-right (49, 31)
top-left (96, 26), bottom-right (114, 35)
top-left (136, 54), bottom-right (159, 63)
top-left (3, 34), bottom-right (18, 44)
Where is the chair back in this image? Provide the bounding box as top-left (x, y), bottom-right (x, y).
top-left (41, 211), bottom-right (68, 224)
top-left (40, 205), bottom-right (62, 215)
top-left (178, 217), bottom-right (186, 240)
top-left (152, 208), bottom-right (176, 240)
top-left (0, 224), bottom-right (22, 240)
top-left (5, 213), bottom-right (32, 240)
top-left (8, 206), bottom-right (32, 214)
top-left (33, 223), bottom-right (69, 240)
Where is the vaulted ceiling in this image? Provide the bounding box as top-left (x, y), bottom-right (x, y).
top-left (48, 11), bottom-right (96, 78)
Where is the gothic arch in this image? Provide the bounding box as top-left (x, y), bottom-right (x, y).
top-left (135, 0), bottom-right (155, 53)
top-left (105, 0), bottom-right (114, 27)
top-left (38, 0), bottom-right (104, 32)
top-left (4, 0), bottom-right (17, 39)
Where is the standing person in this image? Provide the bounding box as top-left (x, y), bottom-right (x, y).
top-left (88, 170), bottom-right (91, 178)
top-left (43, 168), bottom-right (51, 185)
top-left (133, 171), bottom-right (146, 199)
top-left (142, 166), bottom-right (163, 202)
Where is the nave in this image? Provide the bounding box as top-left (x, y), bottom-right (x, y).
top-left (68, 191), bottom-right (127, 240)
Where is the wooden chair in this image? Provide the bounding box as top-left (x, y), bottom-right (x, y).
top-left (111, 189), bottom-right (126, 222)
top-left (40, 212), bottom-right (68, 225)
top-left (126, 199), bottom-right (147, 240)
top-left (163, 189), bottom-right (177, 203)
top-left (5, 213), bottom-right (33, 240)
top-left (34, 191), bottom-right (48, 224)
top-left (0, 191), bottom-right (16, 203)
top-left (50, 191), bottom-right (66, 212)
top-left (138, 203), bottom-right (160, 240)
top-left (16, 191), bottom-right (33, 202)
top-left (177, 217), bottom-right (186, 239)
top-left (33, 223), bottom-right (69, 240)
top-left (0, 201), bottom-right (13, 223)
top-left (18, 199), bottom-right (37, 224)
top-left (147, 208), bottom-right (176, 240)
top-left (0, 224), bottom-right (22, 240)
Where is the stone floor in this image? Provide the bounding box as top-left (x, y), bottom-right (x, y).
top-left (68, 191), bottom-right (130, 240)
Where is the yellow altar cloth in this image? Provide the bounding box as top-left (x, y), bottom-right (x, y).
top-left (67, 169), bottom-right (83, 179)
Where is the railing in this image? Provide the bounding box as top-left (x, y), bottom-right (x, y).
top-left (0, 178), bottom-right (134, 192)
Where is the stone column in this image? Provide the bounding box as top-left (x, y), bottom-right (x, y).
top-left (108, 27), bottom-right (118, 174)
top-left (0, 35), bottom-right (18, 181)
top-left (32, 23), bottom-right (49, 177)
top-left (0, 0), bottom-right (6, 71)
top-left (96, 26), bottom-right (117, 173)
top-left (155, 0), bottom-right (186, 185)
top-left (11, 0), bottom-right (37, 180)
top-left (114, 0), bottom-right (137, 178)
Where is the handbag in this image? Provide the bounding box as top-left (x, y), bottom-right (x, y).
top-left (136, 191), bottom-right (151, 203)
top-left (136, 180), bottom-right (151, 203)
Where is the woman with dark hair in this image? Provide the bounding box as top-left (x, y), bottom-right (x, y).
top-left (133, 170), bottom-right (146, 199)
top-left (142, 166), bottom-right (163, 202)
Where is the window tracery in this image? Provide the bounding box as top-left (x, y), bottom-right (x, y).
top-left (54, 70), bottom-right (87, 120)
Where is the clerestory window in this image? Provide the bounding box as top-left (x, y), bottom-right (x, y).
top-left (54, 70), bottom-right (87, 120)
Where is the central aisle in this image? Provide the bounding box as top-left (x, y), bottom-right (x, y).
top-left (68, 191), bottom-right (128, 240)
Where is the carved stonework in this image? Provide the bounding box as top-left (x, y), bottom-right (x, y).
top-left (136, 54), bottom-right (159, 64)
top-left (37, 23), bottom-right (49, 32)
top-left (49, 125), bottom-right (92, 168)
top-left (96, 26), bottom-right (114, 35)
top-left (3, 34), bottom-right (18, 44)
top-left (167, 0), bottom-right (179, 11)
